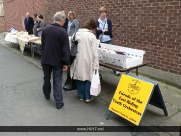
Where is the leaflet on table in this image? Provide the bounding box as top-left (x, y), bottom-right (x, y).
top-left (100, 48), bottom-right (127, 56)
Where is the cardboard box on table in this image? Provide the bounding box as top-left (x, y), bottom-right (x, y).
top-left (99, 43), bottom-right (145, 68)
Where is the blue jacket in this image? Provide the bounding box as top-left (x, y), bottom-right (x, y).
top-left (67, 18), bottom-right (79, 36)
top-left (96, 18), bottom-right (113, 39)
top-left (41, 23), bottom-right (70, 67)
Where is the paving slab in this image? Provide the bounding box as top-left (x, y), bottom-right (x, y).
top-left (142, 103), bottom-right (178, 126)
top-left (159, 112), bottom-right (181, 136)
top-left (161, 88), bottom-right (181, 108)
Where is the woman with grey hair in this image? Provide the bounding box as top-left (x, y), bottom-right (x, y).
top-left (67, 11), bottom-right (79, 36)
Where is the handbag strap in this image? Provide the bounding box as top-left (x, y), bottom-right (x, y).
top-left (94, 69), bottom-right (97, 74)
top-left (72, 31), bottom-right (77, 42)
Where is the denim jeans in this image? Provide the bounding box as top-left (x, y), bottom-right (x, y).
top-left (75, 80), bottom-right (91, 100)
top-left (102, 39), bottom-right (113, 44)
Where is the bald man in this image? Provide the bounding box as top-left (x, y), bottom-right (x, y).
top-left (24, 12), bottom-right (34, 35)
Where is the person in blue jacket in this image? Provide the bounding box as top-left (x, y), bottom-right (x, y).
top-left (96, 7), bottom-right (120, 76)
top-left (67, 11), bottom-right (79, 36)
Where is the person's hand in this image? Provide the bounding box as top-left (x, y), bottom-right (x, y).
top-left (97, 27), bottom-right (99, 30)
top-left (102, 30), bottom-right (107, 33)
top-left (63, 65), bottom-right (68, 71)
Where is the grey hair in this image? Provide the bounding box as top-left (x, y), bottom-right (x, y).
top-left (53, 11), bottom-right (66, 22)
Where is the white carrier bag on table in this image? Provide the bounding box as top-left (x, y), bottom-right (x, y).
top-left (90, 70), bottom-right (101, 96)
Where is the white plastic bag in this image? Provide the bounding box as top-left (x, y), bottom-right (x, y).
top-left (90, 70), bottom-right (101, 96)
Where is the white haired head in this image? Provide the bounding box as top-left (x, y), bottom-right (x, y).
top-left (54, 11), bottom-right (66, 22)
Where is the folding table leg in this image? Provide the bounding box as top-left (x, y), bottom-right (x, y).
top-left (136, 68), bottom-right (138, 76)
top-left (30, 43), bottom-right (35, 59)
top-left (132, 126), bottom-right (138, 136)
top-left (105, 110), bottom-right (111, 120)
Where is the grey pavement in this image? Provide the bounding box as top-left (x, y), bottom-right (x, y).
top-left (0, 33), bottom-right (181, 136)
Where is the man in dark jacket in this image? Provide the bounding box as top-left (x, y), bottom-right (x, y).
top-left (24, 12), bottom-right (34, 35)
top-left (41, 11), bottom-right (70, 109)
top-left (62, 11), bottom-right (68, 31)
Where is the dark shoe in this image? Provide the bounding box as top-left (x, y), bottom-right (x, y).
top-left (44, 95), bottom-right (50, 100)
top-left (56, 103), bottom-right (64, 109)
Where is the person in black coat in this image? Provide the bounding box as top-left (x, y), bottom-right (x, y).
top-left (62, 11), bottom-right (68, 31)
top-left (24, 12), bottom-right (34, 35)
top-left (41, 11), bottom-right (70, 109)
top-left (62, 18), bottom-right (68, 31)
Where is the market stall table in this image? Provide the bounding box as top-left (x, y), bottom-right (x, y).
top-left (4, 33), bottom-right (18, 43)
top-left (99, 59), bottom-right (151, 76)
top-left (28, 39), bottom-right (41, 59)
top-left (29, 39), bottom-right (151, 75)
top-left (4, 31), bottom-right (40, 53)
top-left (17, 35), bottom-right (40, 54)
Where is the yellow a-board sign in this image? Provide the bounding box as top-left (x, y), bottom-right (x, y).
top-left (109, 74), bottom-right (154, 126)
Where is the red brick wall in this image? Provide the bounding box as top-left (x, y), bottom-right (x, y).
top-left (3, 0), bottom-right (34, 31)
top-left (3, 0), bottom-right (181, 75)
top-left (0, 16), bottom-right (5, 32)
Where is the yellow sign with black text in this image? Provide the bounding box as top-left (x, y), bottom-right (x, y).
top-left (109, 74), bottom-right (154, 126)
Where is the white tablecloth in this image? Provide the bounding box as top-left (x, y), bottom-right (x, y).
top-left (4, 33), bottom-right (18, 43)
top-left (17, 36), bottom-right (28, 53)
top-left (4, 32), bottom-right (40, 53)
top-left (5, 34), bottom-right (100, 54)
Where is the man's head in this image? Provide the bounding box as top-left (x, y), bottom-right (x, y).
top-left (54, 11), bottom-right (66, 26)
top-left (26, 12), bottom-right (30, 18)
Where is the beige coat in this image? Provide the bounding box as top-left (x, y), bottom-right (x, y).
top-left (70, 28), bottom-right (99, 82)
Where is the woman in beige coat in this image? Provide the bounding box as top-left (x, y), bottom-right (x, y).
top-left (70, 19), bottom-right (99, 103)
